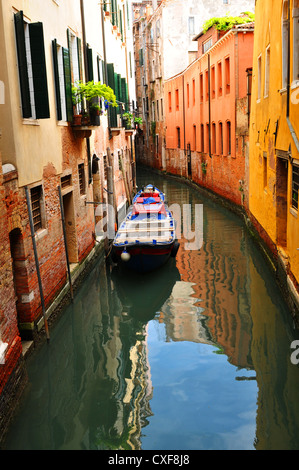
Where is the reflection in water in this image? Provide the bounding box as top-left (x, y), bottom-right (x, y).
top-left (4, 168), bottom-right (299, 450)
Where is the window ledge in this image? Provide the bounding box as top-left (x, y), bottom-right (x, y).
top-left (290, 207), bottom-right (298, 218)
top-left (0, 341), bottom-right (8, 365)
top-left (22, 118), bottom-right (40, 126)
top-left (35, 228), bottom-right (48, 241)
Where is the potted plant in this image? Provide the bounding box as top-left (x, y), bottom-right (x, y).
top-left (72, 81), bottom-right (117, 126)
top-left (123, 112), bottom-right (133, 129)
top-left (72, 81), bottom-right (84, 125)
top-left (134, 116), bottom-right (143, 128)
top-left (89, 102), bottom-right (101, 126)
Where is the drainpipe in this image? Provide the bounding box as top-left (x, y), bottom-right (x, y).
top-left (80, 0), bottom-right (88, 82)
top-left (208, 53), bottom-right (212, 158)
top-left (287, 0), bottom-right (291, 119)
top-left (25, 187), bottom-right (50, 342)
top-left (286, 1), bottom-right (299, 153)
top-left (100, 2), bottom-right (111, 134)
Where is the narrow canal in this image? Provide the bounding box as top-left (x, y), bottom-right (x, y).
top-left (4, 168), bottom-right (299, 450)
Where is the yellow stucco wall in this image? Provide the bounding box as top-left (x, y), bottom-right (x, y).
top-left (249, 0), bottom-right (299, 284)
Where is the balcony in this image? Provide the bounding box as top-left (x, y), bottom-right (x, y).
top-left (71, 110), bottom-right (101, 138)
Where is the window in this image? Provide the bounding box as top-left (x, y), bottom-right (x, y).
top-left (78, 164), bottom-right (86, 195)
top-left (205, 70), bottom-right (209, 101)
top-left (30, 186), bottom-right (43, 232)
top-left (212, 123), bottom-right (216, 154)
top-left (206, 123), bottom-right (210, 153)
top-left (103, 155), bottom-right (108, 180)
top-left (139, 48), bottom-right (144, 66)
top-left (226, 121), bottom-right (231, 155)
top-left (177, 127), bottom-right (181, 148)
top-left (263, 152), bottom-right (268, 188)
top-left (211, 66), bottom-right (216, 99)
top-left (52, 40), bottom-right (69, 121)
top-left (203, 38), bottom-right (213, 54)
top-left (187, 83), bottom-right (190, 107)
top-left (292, 164), bottom-right (299, 210)
top-left (189, 17), bottom-right (195, 36)
top-left (218, 61), bottom-right (223, 97)
top-left (168, 91), bottom-right (172, 112)
top-left (225, 57), bottom-right (230, 94)
top-left (160, 98), bottom-right (163, 119)
top-left (175, 89), bottom-right (179, 110)
top-left (192, 79), bottom-right (196, 106)
top-left (257, 54), bottom-right (262, 100)
top-left (264, 46), bottom-right (270, 97)
top-left (199, 73), bottom-right (203, 102)
top-left (201, 124), bottom-right (204, 152)
top-left (151, 101), bottom-right (155, 121)
top-left (193, 125), bottom-right (197, 151)
top-left (14, 11), bottom-right (50, 119)
top-left (219, 122), bottom-right (223, 155)
top-left (61, 174), bottom-right (72, 189)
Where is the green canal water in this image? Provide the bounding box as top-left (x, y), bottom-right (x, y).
top-left (4, 169), bottom-right (299, 450)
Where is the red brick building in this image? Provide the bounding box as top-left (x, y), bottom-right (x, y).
top-left (164, 21), bottom-right (254, 209)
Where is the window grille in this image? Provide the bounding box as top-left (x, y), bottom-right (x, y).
top-left (30, 186), bottom-right (42, 232)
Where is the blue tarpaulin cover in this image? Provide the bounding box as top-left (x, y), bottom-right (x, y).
top-left (143, 197), bottom-right (156, 204)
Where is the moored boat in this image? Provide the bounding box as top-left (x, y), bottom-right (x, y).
top-left (111, 185), bottom-right (179, 273)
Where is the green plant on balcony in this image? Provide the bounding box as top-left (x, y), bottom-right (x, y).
top-left (134, 116), bottom-right (143, 126)
top-left (123, 112), bottom-right (133, 129)
top-left (202, 12), bottom-right (255, 34)
top-left (72, 81), bottom-right (117, 125)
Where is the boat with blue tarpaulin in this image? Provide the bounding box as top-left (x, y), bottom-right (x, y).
top-left (111, 185), bottom-right (179, 273)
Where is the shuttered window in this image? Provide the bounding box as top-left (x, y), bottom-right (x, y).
top-left (292, 165), bottom-right (299, 210)
top-left (14, 11), bottom-right (50, 119)
top-left (63, 47), bottom-right (73, 123)
top-left (30, 186), bottom-right (43, 232)
top-left (86, 45), bottom-right (94, 82)
top-left (107, 63), bottom-right (118, 127)
top-left (78, 164), bottom-right (86, 195)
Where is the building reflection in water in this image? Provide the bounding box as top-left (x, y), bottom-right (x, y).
top-left (5, 172), bottom-right (299, 451)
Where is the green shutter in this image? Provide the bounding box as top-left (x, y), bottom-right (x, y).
top-left (121, 78), bottom-right (127, 111)
top-left (87, 46), bottom-right (94, 82)
top-left (52, 39), bottom-right (62, 121)
top-left (119, 9), bottom-right (123, 41)
top-left (14, 11), bottom-right (31, 118)
top-left (107, 63), bottom-right (117, 127)
top-left (63, 47), bottom-right (73, 122)
top-left (29, 22), bottom-right (50, 119)
top-left (114, 73), bottom-right (120, 114)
